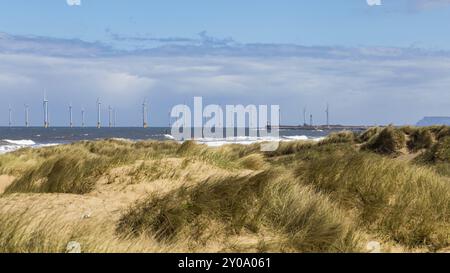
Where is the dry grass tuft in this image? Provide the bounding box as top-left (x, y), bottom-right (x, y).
top-left (407, 128), bottom-right (434, 152)
top-left (117, 170), bottom-right (362, 253)
top-left (297, 150), bottom-right (450, 249)
top-left (362, 126), bottom-right (406, 155)
top-left (357, 127), bottom-right (382, 143)
top-left (320, 131), bottom-right (356, 145)
top-left (238, 154), bottom-right (267, 170)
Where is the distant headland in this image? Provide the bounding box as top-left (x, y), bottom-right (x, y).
top-left (417, 117), bottom-right (450, 127)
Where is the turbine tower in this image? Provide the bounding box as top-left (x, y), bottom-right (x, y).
top-left (168, 111), bottom-right (171, 128)
top-left (142, 99), bottom-right (149, 128)
top-left (310, 114), bottom-right (313, 127)
top-left (279, 108), bottom-right (281, 128)
top-left (108, 105), bottom-right (112, 128)
top-left (69, 103), bottom-right (73, 128)
top-left (81, 108), bottom-right (85, 128)
top-left (24, 104), bottom-right (29, 127)
top-left (325, 103), bottom-right (330, 128)
top-left (43, 92), bottom-right (49, 128)
top-left (8, 105), bottom-right (12, 128)
top-left (96, 98), bottom-right (101, 129)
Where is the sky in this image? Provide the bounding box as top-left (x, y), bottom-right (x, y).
top-left (1, 0), bottom-right (450, 126)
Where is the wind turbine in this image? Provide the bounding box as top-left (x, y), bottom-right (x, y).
top-left (24, 104), bottom-right (29, 127)
top-left (96, 98), bottom-right (101, 129)
top-left (81, 108), bottom-right (85, 128)
top-left (43, 92), bottom-right (49, 128)
top-left (142, 99), bottom-right (149, 128)
top-left (108, 105), bottom-right (113, 128)
top-left (69, 103), bottom-right (73, 128)
top-left (8, 105), bottom-right (12, 127)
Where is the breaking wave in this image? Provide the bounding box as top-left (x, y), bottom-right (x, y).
top-left (163, 135), bottom-right (325, 147)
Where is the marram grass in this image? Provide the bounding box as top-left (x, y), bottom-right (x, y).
top-left (0, 127), bottom-right (449, 253)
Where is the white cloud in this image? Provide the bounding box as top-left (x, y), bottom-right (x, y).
top-left (66, 0), bottom-right (81, 6)
top-left (1, 33), bottom-right (450, 126)
top-left (96, 72), bottom-right (156, 96)
top-left (367, 0), bottom-right (382, 6)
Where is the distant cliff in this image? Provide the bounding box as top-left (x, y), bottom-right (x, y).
top-left (417, 117), bottom-right (450, 126)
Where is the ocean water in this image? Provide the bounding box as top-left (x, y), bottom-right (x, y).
top-left (0, 127), bottom-right (333, 154)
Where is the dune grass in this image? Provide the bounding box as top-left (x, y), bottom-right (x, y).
top-left (3, 139), bottom-right (257, 195)
top-left (407, 128), bottom-right (434, 152)
top-left (296, 150), bottom-right (450, 249)
top-left (361, 126), bottom-right (406, 155)
top-left (117, 170), bottom-right (362, 253)
top-left (0, 127), bottom-right (449, 252)
top-left (357, 127), bottom-right (382, 143)
top-left (0, 197), bottom-right (166, 253)
top-left (319, 131), bottom-right (356, 145)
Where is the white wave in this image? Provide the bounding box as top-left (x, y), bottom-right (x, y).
top-left (164, 134), bottom-right (176, 140)
top-left (0, 139), bottom-right (60, 155)
top-left (4, 139), bottom-right (36, 146)
top-left (0, 145), bottom-right (21, 154)
top-left (192, 135), bottom-right (322, 147)
top-left (36, 143), bottom-right (60, 148)
top-left (282, 135), bottom-right (309, 141)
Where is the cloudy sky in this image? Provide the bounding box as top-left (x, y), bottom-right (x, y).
top-left (1, 0), bottom-right (450, 126)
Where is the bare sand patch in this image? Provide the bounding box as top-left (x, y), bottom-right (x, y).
top-left (0, 175), bottom-right (15, 195)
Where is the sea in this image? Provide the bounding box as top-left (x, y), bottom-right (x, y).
top-left (0, 127), bottom-right (333, 154)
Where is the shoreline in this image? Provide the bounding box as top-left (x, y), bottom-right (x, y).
top-left (0, 134), bottom-right (327, 155)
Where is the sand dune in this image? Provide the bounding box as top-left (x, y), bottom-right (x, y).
top-left (0, 127), bottom-right (449, 253)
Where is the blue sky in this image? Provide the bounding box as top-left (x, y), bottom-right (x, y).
top-left (2, 0), bottom-right (450, 49)
top-left (1, 0), bottom-right (450, 126)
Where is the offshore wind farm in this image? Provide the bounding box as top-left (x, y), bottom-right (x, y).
top-left (1, 94), bottom-right (344, 154)
top-left (4, 93), bottom-right (358, 130)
